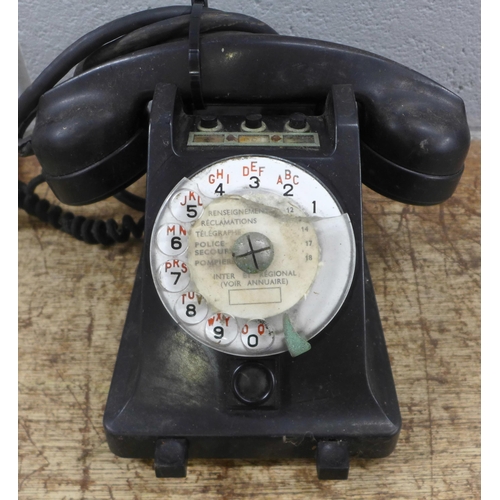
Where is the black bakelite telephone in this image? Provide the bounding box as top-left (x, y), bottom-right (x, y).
top-left (18, 2), bottom-right (470, 479)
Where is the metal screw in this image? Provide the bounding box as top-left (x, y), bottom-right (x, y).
top-left (232, 232), bottom-right (274, 274)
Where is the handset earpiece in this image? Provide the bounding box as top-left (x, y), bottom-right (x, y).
top-left (31, 81), bottom-right (150, 205)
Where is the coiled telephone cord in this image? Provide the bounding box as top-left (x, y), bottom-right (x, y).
top-left (18, 175), bottom-right (144, 245)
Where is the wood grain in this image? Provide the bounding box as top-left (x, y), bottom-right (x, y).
top-left (18, 142), bottom-right (480, 499)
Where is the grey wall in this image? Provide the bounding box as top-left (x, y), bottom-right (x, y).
top-left (18, 0), bottom-right (480, 132)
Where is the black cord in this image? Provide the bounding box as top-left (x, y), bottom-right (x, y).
top-left (76, 12), bottom-right (276, 74)
top-left (18, 7), bottom-right (194, 245)
top-left (18, 6), bottom-right (194, 128)
top-left (18, 6), bottom-right (276, 130)
top-left (18, 5), bottom-right (278, 245)
top-left (113, 190), bottom-right (146, 212)
top-left (189, 1), bottom-right (207, 109)
top-left (18, 176), bottom-right (144, 245)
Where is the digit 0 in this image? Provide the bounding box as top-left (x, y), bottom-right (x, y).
top-left (248, 334), bottom-right (259, 347)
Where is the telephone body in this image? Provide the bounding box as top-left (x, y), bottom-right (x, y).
top-left (18, 4), bottom-right (470, 480)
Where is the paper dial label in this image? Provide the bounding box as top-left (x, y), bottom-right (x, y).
top-left (187, 194), bottom-right (319, 318)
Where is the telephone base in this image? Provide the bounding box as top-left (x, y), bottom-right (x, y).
top-left (103, 84), bottom-right (401, 479)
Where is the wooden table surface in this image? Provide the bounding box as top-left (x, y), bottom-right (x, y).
top-left (18, 142), bottom-right (480, 499)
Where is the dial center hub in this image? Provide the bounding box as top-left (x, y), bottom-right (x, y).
top-left (232, 232), bottom-right (274, 273)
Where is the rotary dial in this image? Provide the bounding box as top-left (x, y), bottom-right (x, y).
top-left (150, 155), bottom-right (356, 357)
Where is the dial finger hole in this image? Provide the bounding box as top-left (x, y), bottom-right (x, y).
top-left (205, 313), bottom-right (238, 345)
top-left (241, 320), bottom-right (274, 351)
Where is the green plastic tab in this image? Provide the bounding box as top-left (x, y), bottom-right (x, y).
top-left (283, 313), bottom-right (311, 357)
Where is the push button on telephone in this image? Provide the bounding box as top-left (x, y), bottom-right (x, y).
top-left (232, 363), bottom-right (274, 405)
top-left (241, 114), bottom-right (267, 132)
top-left (285, 112), bottom-right (310, 132)
top-left (197, 115), bottom-right (222, 131)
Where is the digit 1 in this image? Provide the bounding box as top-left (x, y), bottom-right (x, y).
top-left (312, 200), bottom-right (316, 213)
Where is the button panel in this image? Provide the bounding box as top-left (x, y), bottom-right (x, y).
top-left (189, 112), bottom-right (319, 147)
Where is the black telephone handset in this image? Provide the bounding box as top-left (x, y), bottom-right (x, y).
top-left (18, 4), bottom-right (470, 480)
